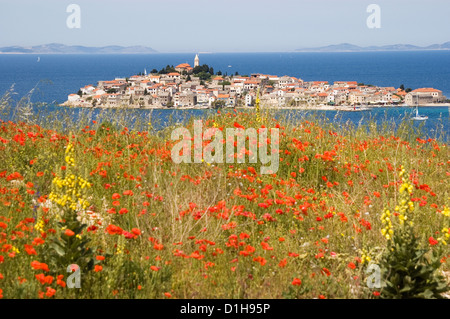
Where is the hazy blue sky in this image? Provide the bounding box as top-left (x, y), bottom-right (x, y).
top-left (0, 0), bottom-right (449, 52)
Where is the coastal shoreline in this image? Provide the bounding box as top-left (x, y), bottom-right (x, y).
top-left (58, 103), bottom-right (450, 112)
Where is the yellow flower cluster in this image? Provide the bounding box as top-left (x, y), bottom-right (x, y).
top-left (255, 88), bottom-right (262, 123)
top-left (396, 167), bottom-right (415, 225)
top-left (116, 237), bottom-right (125, 255)
top-left (34, 219), bottom-right (45, 233)
top-left (65, 143), bottom-right (76, 167)
top-left (360, 249), bottom-right (372, 264)
top-left (380, 166), bottom-right (415, 240)
top-left (11, 245), bottom-right (20, 254)
top-left (437, 227), bottom-right (449, 246)
top-left (381, 209), bottom-right (394, 240)
top-left (49, 174), bottom-right (91, 211)
top-left (49, 143), bottom-right (92, 211)
top-left (442, 206), bottom-right (450, 218)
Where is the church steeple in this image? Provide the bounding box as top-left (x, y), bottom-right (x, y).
top-left (194, 54), bottom-right (199, 67)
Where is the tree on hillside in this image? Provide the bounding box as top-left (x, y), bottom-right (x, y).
top-left (158, 65), bottom-right (176, 74)
top-left (193, 64), bottom-right (213, 75)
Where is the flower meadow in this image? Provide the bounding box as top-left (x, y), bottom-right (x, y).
top-left (0, 105), bottom-right (449, 299)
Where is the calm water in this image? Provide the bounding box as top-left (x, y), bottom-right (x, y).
top-left (0, 52), bottom-right (449, 139)
top-left (1, 51), bottom-right (450, 103)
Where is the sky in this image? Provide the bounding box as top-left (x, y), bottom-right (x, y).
top-left (0, 0), bottom-right (449, 52)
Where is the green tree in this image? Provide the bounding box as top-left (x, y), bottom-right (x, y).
top-left (213, 100), bottom-right (225, 109)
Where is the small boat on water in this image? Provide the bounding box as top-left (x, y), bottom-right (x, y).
top-left (412, 107), bottom-right (428, 120)
top-left (411, 96), bottom-right (428, 120)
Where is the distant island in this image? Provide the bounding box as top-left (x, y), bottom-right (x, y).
top-left (61, 55), bottom-right (449, 111)
top-left (296, 42), bottom-right (450, 52)
top-left (3, 41), bottom-right (450, 54)
top-left (0, 43), bottom-right (158, 54)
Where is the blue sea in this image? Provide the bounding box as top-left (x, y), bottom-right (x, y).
top-left (0, 52), bottom-right (449, 138)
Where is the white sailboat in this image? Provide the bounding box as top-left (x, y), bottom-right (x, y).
top-left (411, 95), bottom-right (428, 120)
top-left (412, 106), bottom-right (428, 120)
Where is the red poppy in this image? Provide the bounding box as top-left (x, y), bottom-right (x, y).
top-left (429, 237), bottom-right (439, 246)
top-left (292, 278), bottom-right (302, 286)
top-left (150, 266), bottom-right (159, 272)
top-left (253, 256), bottom-right (266, 266)
top-left (112, 193), bottom-right (121, 200)
top-left (321, 268), bottom-right (331, 276)
top-left (45, 287), bottom-right (56, 298)
top-left (94, 265), bottom-right (103, 272)
top-left (31, 261), bottom-right (49, 272)
top-left (106, 224), bottom-right (123, 235)
top-left (64, 229), bottom-right (75, 237)
top-left (57, 275), bottom-right (66, 288)
top-left (278, 258), bottom-right (287, 268)
top-left (24, 244), bottom-right (37, 255)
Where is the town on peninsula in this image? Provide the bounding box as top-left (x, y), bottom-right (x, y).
top-left (63, 54), bottom-right (448, 110)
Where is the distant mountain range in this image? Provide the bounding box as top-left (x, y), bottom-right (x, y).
top-left (0, 43), bottom-right (158, 54)
top-left (296, 42), bottom-right (450, 52)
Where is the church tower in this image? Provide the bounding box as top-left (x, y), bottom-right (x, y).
top-left (194, 54), bottom-right (199, 67)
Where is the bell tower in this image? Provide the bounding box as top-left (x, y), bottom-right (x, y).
top-left (194, 54), bottom-right (199, 67)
